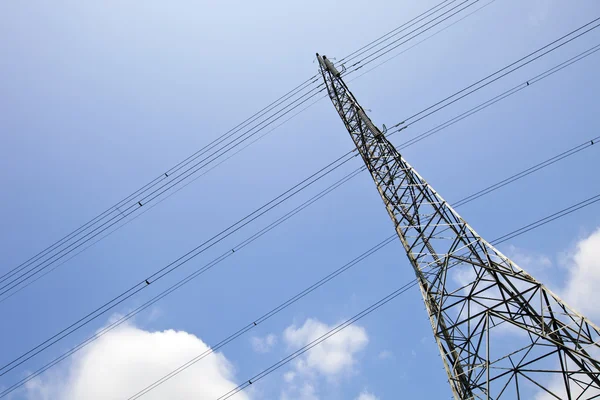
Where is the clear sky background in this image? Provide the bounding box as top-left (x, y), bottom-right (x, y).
top-left (1, 1), bottom-right (600, 399)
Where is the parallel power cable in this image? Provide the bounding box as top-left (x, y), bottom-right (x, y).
top-left (19, 0), bottom-right (592, 308)
top-left (0, 75), bottom-right (318, 284)
top-left (5, 0), bottom-right (588, 300)
top-left (2, 38), bottom-right (598, 379)
top-left (291, 0), bottom-right (598, 141)
top-left (0, 1), bottom-right (500, 303)
top-left (347, 0), bottom-right (498, 83)
top-left (216, 281), bottom-right (420, 400)
top-left (0, 86), bottom-right (342, 305)
top-left (6, 0), bottom-right (496, 304)
top-left (0, 81), bottom-right (327, 295)
top-left (394, 42), bottom-right (600, 147)
top-left (2, 19), bottom-right (598, 387)
top-left (339, 19), bottom-right (600, 147)
top-left (343, 0), bottom-right (482, 73)
top-left (126, 240), bottom-right (398, 400)
top-left (1, 0), bottom-right (480, 298)
top-left (3, 14), bottom-right (598, 394)
top-left (8, 1), bottom-right (478, 289)
top-left (6, 0), bottom-right (455, 289)
top-left (0, 151), bottom-right (358, 376)
top-left (453, 136), bottom-right (600, 208)
top-left (390, 16), bottom-right (600, 129)
top-left (213, 192), bottom-right (600, 400)
top-left (340, 0), bottom-right (460, 65)
top-left (124, 140), bottom-right (600, 399)
top-left (1, 0), bottom-right (458, 288)
top-left (2, 37), bottom-right (598, 380)
top-left (2, 131), bottom-right (597, 398)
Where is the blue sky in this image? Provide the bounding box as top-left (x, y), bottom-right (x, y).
top-left (1, 1), bottom-right (600, 399)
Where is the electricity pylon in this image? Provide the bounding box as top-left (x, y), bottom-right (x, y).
top-left (317, 54), bottom-right (600, 399)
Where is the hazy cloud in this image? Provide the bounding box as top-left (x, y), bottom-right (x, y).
top-left (377, 350), bottom-right (393, 360)
top-left (250, 333), bottom-right (277, 353)
top-left (280, 382), bottom-right (319, 400)
top-left (356, 390), bottom-right (380, 400)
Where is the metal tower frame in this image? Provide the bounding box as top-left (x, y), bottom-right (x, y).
top-left (317, 53), bottom-right (600, 399)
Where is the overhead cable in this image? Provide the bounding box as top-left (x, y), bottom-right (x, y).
top-left (1, 131), bottom-right (597, 398)
top-left (3, 41), bottom-right (598, 379)
top-left (2, 0), bottom-right (479, 297)
top-left (391, 16), bottom-right (600, 128)
top-left (213, 192), bottom-right (600, 400)
top-left (3, 15), bottom-right (598, 386)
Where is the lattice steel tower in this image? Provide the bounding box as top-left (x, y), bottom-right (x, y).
top-left (317, 54), bottom-right (600, 399)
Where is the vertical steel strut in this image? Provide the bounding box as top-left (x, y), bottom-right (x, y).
top-left (317, 53), bottom-right (600, 399)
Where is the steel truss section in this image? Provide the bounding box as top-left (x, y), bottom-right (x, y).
top-left (317, 53), bottom-right (600, 399)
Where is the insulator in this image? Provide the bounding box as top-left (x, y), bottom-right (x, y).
top-left (323, 56), bottom-right (341, 77)
top-left (358, 109), bottom-right (383, 139)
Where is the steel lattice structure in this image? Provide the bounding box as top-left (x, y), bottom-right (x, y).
top-left (317, 54), bottom-right (600, 399)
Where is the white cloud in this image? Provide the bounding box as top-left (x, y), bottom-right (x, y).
top-left (445, 229), bottom-right (600, 399)
top-left (24, 322), bottom-right (249, 400)
top-left (533, 354), bottom-right (600, 400)
top-left (250, 333), bottom-right (277, 353)
top-left (283, 318), bottom-right (368, 378)
top-left (524, 228), bottom-right (600, 400)
top-left (279, 318), bottom-right (369, 400)
top-left (356, 390), bottom-right (380, 400)
top-left (561, 228), bottom-right (600, 322)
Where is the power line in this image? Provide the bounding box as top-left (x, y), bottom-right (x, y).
top-left (393, 16), bottom-right (600, 128)
top-left (6, 0), bottom-right (496, 302)
top-left (0, 1), bottom-right (499, 302)
top-left (2, 37), bottom-right (597, 379)
top-left (26, 1), bottom-right (485, 288)
top-left (15, 0), bottom-right (588, 302)
top-left (492, 194), bottom-right (600, 245)
top-left (323, 47), bottom-right (600, 397)
top-left (0, 74), bottom-right (319, 286)
top-left (343, 0), bottom-right (481, 72)
top-left (453, 136), bottom-right (600, 208)
top-left (393, 41), bottom-right (600, 147)
top-left (217, 281), bottom-right (420, 400)
top-left (0, 82), bottom-right (327, 296)
top-left (0, 86), bottom-right (336, 305)
top-left (3, 16), bottom-right (598, 386)
top-left (2, 1), bottom-right (459, 291)
top-left (340, 0), bottom-right (458, 64)
top-left (1, 1), bottom-right (480, 299)
top-left (213, 192), bottom-right (600, 400)
top-left (125, 239), bottom-right (397, 400)
top-left (1, 131), bottom-right (596, 398)
top-left (347, 0), bottom-right (498, 83)
top-left (124, 143), bottom-right (600, 399)
top-left (2, 38), bottom-right (597, 376)
top-left (3, 5), bottom-right (596, 399)
top-left (0, 151), bottom-right (358, 377)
